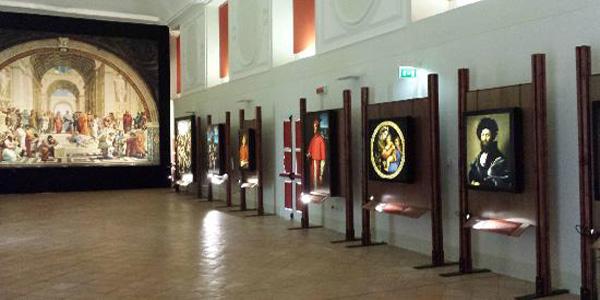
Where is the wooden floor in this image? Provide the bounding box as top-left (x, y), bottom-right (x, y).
top-left (0, 189), bottom-right (577, 299)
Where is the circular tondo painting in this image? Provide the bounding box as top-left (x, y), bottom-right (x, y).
top-left (370, 120), bottom-right (406, 180)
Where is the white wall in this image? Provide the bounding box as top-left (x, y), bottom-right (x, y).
top-left (173, 0), bottom-right (600, 293)
top-left (412, 0), bottom-right (449, 21)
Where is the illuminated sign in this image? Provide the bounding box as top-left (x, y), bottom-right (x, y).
top-left (399, 67), bottom-right (417, 79)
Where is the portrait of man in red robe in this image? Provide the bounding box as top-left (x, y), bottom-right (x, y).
top-left (307, 117), bottom-right (326, 193)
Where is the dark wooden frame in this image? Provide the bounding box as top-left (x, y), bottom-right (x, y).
top-left (237, 107), bottom-right (266, 216)
top-left (205, 112), bottom-right (231, 206)
top-left (576, 45), bottom-right (597, 300)
top-left (207, 115), bottom-right (213, 201)
top-left (291, 93), bottom-right (354, 233)
top-left (225, 111), bottom-right (232, 207)
top-left (441, 54), bottom-right (568, 300)
top-left (196, 116), bottom-right (204, 198)
top-left (353, 75), bottom-right (452, 269)
top-left (342, 91), bottom-right (357, 241)
top-left (0, 11), bottom-right (171, 193)
top-left (174, 115), bottom-right (197, 191)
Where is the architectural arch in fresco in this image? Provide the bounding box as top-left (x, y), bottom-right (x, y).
top-left (0, 37), bottom-right (158, 122)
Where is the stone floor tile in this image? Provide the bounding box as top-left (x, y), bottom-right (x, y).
top-left (0, 189), bottom-right (579, 300)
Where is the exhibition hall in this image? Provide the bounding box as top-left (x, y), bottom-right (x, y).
top-left (1, 0), bottom-right (599, 299)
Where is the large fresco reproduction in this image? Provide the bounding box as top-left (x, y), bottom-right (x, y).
top-left (0, 31), bottom-right (160, 167)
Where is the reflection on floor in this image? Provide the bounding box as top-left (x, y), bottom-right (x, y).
top-left (0, 189), bottom-right (577, 299)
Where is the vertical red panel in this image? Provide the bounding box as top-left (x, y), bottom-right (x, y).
top-left (295, 120), bottom-right (303, 175)
top-left (295, 183), bottom-right (303, 212)
top-left (219, 2), bottom-right (229, 78)
top-left (283, 120), bottom-right (293, 209)
top-left (176, 36), bottom-right (182, 94)
top-left (284, 152), bottom-right (292, 173)
top-left (293, 0), bottom-right (315, 54)
top-left (295, 152), bottom-right (302, 176)
top-left (295, 120), bottom-right (302, 149)
top-left (283, 120), bottom-right (292, 148)
top-left (283, 120), bottom-right (292, 173)
top-left (285, 181), bottom-right (293, 210)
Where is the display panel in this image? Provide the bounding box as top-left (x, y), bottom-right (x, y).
top-left (207, 124), bottom-right (225, 175)
top-left (0, 30), bottom-right (161, 168)
top-left (464, 108), bottom-right (521, 192)
top-left (303, 111), bottom-right (335, 195)
top-left (368, 117), bottom-right (411, 182)
top-left (175, 117), bottom-right (194, 183)
top-left (239, 128), bottom-right (255, 171)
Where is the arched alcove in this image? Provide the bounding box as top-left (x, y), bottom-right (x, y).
top-left (46, 80), bottom-right (81, 113)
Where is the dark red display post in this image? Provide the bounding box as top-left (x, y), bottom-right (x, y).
top-left (207, 114), bottom-right (213, 201)
top-left (351, 74), bottom-right (449, 261)
top-left (439, 54), bottom-right (568, 299)
top-left (225, 111), bottom-right (232, 207)
top-left (196, 115), bottom-right (204, 198)
top-left (576, 45), bottom-right (599, 300)
top-left (235, 108), bottom-right (249, 211)
top-left (331, 90), bottom-right (359, 243)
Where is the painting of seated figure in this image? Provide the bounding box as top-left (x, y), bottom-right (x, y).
top-left (368, 117), bottom-right (411, 183)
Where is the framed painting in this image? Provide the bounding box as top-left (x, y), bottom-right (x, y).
top-left (239, 128), bottom-right (255, 171)
top-left (303, 110), bottom-right (336, 196)
top-left (464, 108), bottom-right (521, 192)
top-left (175, 116), bottom-right (196, 183)
top-left (207, 124), bottom-right (225, 176)
top-left (368, 117), bottom-right (411, 182)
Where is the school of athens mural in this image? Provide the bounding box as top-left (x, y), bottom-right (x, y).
top-left (0, 34), bottom-right (160, 167)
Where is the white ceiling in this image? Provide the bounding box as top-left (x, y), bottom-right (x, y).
top-left (0, 0), bottom-right (204, 24)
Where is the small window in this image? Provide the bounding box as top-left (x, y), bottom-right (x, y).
top-left (293, 0), bottom-right (315, 55)
top-left (176, 35), bottom-right (182, 94)
top-left (219, 2), bottom-right (229, 79)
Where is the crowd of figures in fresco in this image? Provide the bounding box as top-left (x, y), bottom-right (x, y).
top-left (175, 120), bottom-right (192, 179)
top-left (0, 106), bottom-right (150, 165)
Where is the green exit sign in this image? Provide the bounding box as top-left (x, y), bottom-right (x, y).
top-left (399, 67), bottom-right (417, 79)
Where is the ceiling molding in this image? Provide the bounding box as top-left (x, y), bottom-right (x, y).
top-left (0, 0), bottom-right (162, 24)
top-left (167, 0), bottom-right (211, 26)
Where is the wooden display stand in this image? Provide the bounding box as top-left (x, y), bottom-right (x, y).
top-left (350, 75), bottom-right (452, 268)
top-left (576, 45), bottom-right (599, 300)
top-left (234, 107), bottom-right (269, 217)
top-left (206, 112), bottom-right (232, 207)
top-left (440, 54), bottom-right (568, 299)
top-left (289, 94), bottom-right (354, 232)
top-left (288, 98), bottom-right (321, 230)
top-left (331, 91), bottom-right (359, 243)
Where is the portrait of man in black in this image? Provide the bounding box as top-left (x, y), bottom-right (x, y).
top-left (467, 117), bottom-right (513, 190)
